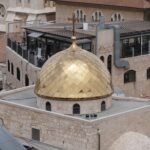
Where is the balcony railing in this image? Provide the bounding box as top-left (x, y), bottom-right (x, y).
top-left (7, 37), bottom-right (46, 68)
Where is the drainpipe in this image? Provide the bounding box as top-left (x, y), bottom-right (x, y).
top-left (96, 17), bottom-right (129, 69)
top-left (97, 130), bottom-right (101, 150)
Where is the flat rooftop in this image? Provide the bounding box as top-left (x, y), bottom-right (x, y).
top-left (0, 86), bottom-right (150, 120)
top-left (24, 21), bottom-right (150, 39)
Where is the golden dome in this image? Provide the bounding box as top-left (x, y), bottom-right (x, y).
top-left (35, 41), bottom-right (112, 100)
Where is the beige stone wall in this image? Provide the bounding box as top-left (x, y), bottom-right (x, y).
top-left (0, 96), bottom-right (149, 150)
top-left (97, 29), bottom-right (150, 97)
top-left (56, 3), bottom-right (144, 23)
top-left (0, 33), bottom-right (6, 63)
top-left (37, 96), bottom-right (112, 114)
top-left (113, 55), bottom-right (150, 97)
top-left (94, 105), bottom-right (150, 150)
top-left (6, 47), bottom-right (41, 88)
top-left (0, 100), bottom-right (90, 150)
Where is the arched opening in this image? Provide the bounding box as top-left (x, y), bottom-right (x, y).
top-left (101, 101), bottom-right (106, 111)
top-left (111, 13), bottom-right (123, 22)
top-left (25, 74), bottom-right (29, 86)
top-left (74, 9), bottom-right (86, 22)
top-left (124, 70), bottom-right (136, 83)
top-left (73, 104), bottom-right (80, 115)
top-left (92, 11), bottom-right (103, 22)
top-left (0, 4), bottom-right (6, 18)
top-left (100, 56), bottom-right (104, 62)
top-left (16, 67), bottom-right (20, 81)
top-left (107, 55), bottom-right (112, 74)
top-left (147, 67), bottom-right (150, 79)
top-left (46, 102), bottom-right (51, 111)
top-left (11, 63), bottom-right (14, 75)
top-left (8, 60), bottom-right (10, 72)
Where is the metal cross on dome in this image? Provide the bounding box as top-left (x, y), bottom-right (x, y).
top-left (68, 13), bottom-right (78, 37)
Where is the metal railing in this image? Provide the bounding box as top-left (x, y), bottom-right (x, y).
top-left (7, 38), bottom-right (46, 68)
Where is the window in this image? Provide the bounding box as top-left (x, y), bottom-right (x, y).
top-left (111, 13), bottom-right (124, 22)
top-left (46, 102), bottom-right (51, 111)
top-left (92, 11), bottom-right (103, 22)
top-left (74, 9), bottom-right (86, 22)
top-left (73, 104), bottom-right (80, 115)
top-left (142, 35), bottom-right (150, 55)
top-left (32, 128), bottom-right (40, 141)
top-left (100, 56), bottom-right (104, 62)
top-left (101, 101), bottom-right (106, 111)
top-left (16, 67), bottom-right (20, 81)
top-left (8, 60), bottom-right (10, 72)
top-left (124, 70), bottom-right (136, 83)
top-left (121, 37), bottom-right (141, 58)
top-left (11, 63), bottom-right (14, 75)
top-left (107, 55), bottom-right (112, 74)
top-left (147, 68), bottom-right (150, 79)
top-left (0, 4), bottom-right (6, 18)
top-left (25, 74), bottom-right (29, 86)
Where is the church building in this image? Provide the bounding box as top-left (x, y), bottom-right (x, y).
top-left (53, 0), bottom-right (150, 23)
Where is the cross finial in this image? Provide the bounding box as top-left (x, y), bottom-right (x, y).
top-left (68, 13), bottom-right (78, 37)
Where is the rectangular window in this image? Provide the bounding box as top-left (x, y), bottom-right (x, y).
top-left (142, 35), bottom-right (150, 55)
top-left (121, 36), bottom-right (141, 58)
top-left (32, 128), bottom-right (40, 141)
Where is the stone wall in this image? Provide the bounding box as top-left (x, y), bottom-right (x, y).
top-left (97, 29), bottom-right (150, 97)
top-left (0, 95), bottom-right (150, 150)
top-left (37, 96), bottom-right (112, 114)
top-left (0, 99), bottom-right (90, 150)
top-left (56, 3), bottom-right (144, 23)
top-left (93, 105), bottom-right (150, 150)
top-left (0, 33), bottom-right (6, 63)
top-left (6, 47), bottom-right (41, 88)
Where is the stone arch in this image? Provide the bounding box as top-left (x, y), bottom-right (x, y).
top-left (16, 67), bottom-right (21, 81)
top-left (73, 103), bottom-right (80, 115)
top-left (46, 101), bottom-right (51, 111)
top-left (25, 74), bottom-right (29, 86)
top-left (107, 55), bottom-right (112, 74)
top-left (74, 9), bottom-right (86, 22)
top-left (111, 13), bottom-right (124, 22)
top-left (0, 4), bottom-right (6, 18)
top-left (7, 60), bottom-right (10, 72)
top-left (147, 67), bottom-right (150, 79)
top-left (100, 56), bottom-right (104, 62)
top-left (101, 101), bottom-right (106, 111)
top-left (11, 63), bottom-right (14, 75)
top-left (92, 11), bottom-right (103, 22)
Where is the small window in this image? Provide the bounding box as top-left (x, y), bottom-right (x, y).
top-left (92, 11), bottom-right (103, 22)
top-left (124, 70), bottom-right (136, 83)
top-left (101, 101), bottom-right (106, 111)
top-left (16, 67), bottom-right (20, 81)
top-left (74, 9), bottom-right (86, 22)
top-left (25, 74), bottom-right (29, 86)
top-left (8, 60), bottom-right (10, 72)
top-left (107, 55), bottom-right (112, 74)
top-left (46, 102), bottom-right (51, 111)
top-left (73, 104), bottom-right (80, 115)
top-left (147, 68), bottom-right (150, 79)
top-left (100, 56), bottom-right (104, 62)
top-left (32, 128), bottom-right (40, 141)
top-left (111, 13), bottom-right (124, 22)
top-left (11, 63), bottom-right (14, 75)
